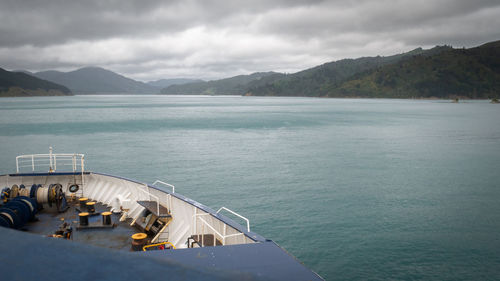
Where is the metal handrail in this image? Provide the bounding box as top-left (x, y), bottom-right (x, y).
top-left (153, 180), bottom-right (175, 193)
top-left (15, 148), bottom-right (86, 192)
top-left (16, 147), bottom-right (85, 173)
top-left (216, 207), bottom-right (250, 232)
top-left (143, 241), bottom-right (175, 251)
top-left (16, 154), bottom-right (85, 172)
top-left (193, 214), bottom-right (244, 246)
top-left (138, 184), bottom-right (160, 216)
top-left (152, 180), bottom-right (175, 212)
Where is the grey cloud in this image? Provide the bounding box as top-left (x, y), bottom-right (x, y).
top-left (0, 0), bottom-right (499, 81)
top-left (0, 1), bottom-right (183, 47)
top-left (256, 0), bottom-right (500, 44)
top-left (0, 0), bottom-right (315, 47)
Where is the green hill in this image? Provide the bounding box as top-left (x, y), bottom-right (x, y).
top-left (147, 78), bottom-right (203, 88)
top-left (328, 41), bottom-right (500, 98)
top-left (247, 46), bottom-right (451, 97)
top-left (0, 68), bottom-right (72, 97)
top-left (248, 41), bottom-right (500, 99)
top-left (161, 72), bottom-right (284, 95)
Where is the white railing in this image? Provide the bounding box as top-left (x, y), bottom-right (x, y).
top-left (138, 184), bottom-right (160, 216)
top-left (153, 180), bottom-right (175, 193)
top-left (152, 180), bottom-right (175, 213)
top-left (217, 207), bottom-right (251, 232)
top-left (193, 213), bottom-right (244, 246)
top-left (16, 147), bottom-right (85, 174)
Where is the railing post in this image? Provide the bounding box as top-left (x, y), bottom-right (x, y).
top-left (193, 209), bottom-right (197, 237)
top-left (31, 155), bottom-right (34, 172)
top-left (49, 147), bottom-right (53, 171)
top-left (223, 224), bottom-right (226, 245)
top-left (156, 195), bottom-right (159, 216)
top-left (81, 155), bottom-right (85, 190)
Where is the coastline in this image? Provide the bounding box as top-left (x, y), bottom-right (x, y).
top-left (0, 87), bottom-right (72, 97)
top-left (1, 92), bottom-right (497, 101)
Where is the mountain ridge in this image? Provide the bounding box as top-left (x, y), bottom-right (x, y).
top-left (7, 39), bottom-right (500, 99)
top-left (160, 41), bottom-right (500, 99)
top-left (147, 78), bottom-right (203, 88)
top-left (34, 67), bottom-right (158, 94)
top-left (160, 45), bottom-right (463, 97)
top-left (0, 68), bottom-right (72, 97)
top-left (323, 41), bottom-right (500, 98)
top-left (161, 71), bottom-right (284, 95)
top-left (246, 45), bottom-right (453, 97)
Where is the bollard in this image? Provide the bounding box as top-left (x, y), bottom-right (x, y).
top-left (79, 212), bottom-right (89, 226)
top-left (131, 233), bottom-right (148, 251)
top-left (86, 201), bottom-right (96, 213)
top-left (79, 198), bottom-right (88, 210)
top-left (102, 211), bottom-right (112, 225)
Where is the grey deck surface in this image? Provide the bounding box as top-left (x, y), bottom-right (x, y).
top-left (144, 241), bottom-right (324, 281)
top-left (0, 227), bottom-right (260, 281)
top-left (24, 199), bottom-right (136, 251)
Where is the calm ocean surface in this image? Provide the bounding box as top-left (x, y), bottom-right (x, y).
top-left (1, 95), bottom-right (500, 280)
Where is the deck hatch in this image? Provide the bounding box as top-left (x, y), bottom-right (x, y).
top-left (137, 200), bottom-right (171, 217)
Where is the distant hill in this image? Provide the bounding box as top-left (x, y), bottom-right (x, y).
top-left (8, 40), bottom-right (499, 99)
top-left (247, 41), bottom-right (500, 99)
top-left (34, 67), bottom-right (158, 94)
top-left (0, 68), bottom-right (72, 97)
top-left (247, 46), bottom-right (450, 97)
top-left (13, 70), bottom-right (34, 75)
top-left (161, 72), bottom-right (284, 95)
top-left (147, 78), bottom-right (203, 88)
top-left (326, 41), bottom-right (500, 98)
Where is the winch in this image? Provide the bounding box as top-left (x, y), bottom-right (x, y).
top-left (0, 183), bottom-right (70, 229)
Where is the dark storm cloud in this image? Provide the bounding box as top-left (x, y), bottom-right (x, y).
top-left (0, 0), bottom-right (498, 81)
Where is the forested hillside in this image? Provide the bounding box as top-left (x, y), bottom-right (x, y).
top-left (161, 72), bottom-right (284, 95)
top-left (326, 41), bottom-right (500, 98)
top-left (0, 68), bottom-right (71, 97)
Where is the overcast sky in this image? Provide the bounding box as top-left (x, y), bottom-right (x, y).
top-left (0, 0), bottom-right (499, 81)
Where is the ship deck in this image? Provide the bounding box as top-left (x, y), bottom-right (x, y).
top-left (24, 198), bottom-right (136, 251)
top-left (1, 168), bottom-right (324, 280)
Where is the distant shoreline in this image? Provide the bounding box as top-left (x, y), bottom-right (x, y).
top-left (2, 93), bottom-right (497, 102)
top-left (0, 87), bottom-right (72, 97)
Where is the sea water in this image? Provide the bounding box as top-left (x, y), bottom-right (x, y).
top-left (1, 95), bottom-right (500, 280)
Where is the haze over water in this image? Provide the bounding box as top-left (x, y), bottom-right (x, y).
top-left (1, 95), bottom-right (500, 280)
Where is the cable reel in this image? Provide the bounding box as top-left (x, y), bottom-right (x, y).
top-left (0, 196), bottom-right (37, 229)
